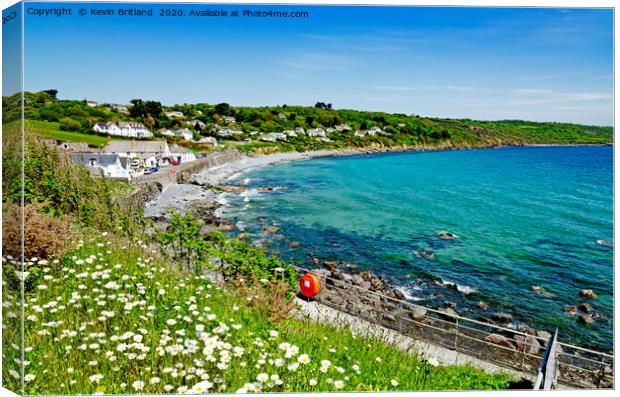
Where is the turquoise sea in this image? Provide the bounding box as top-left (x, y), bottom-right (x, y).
top-left (221, 146), bottom-right (613, 351)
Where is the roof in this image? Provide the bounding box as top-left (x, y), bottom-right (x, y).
top-left (58, 142), bottom-right (90, 151)
top-left (119, 157), bottom-right (130, 169)
top-left (70, 153), bottom-right (120, 166)
top-left (118, 121), bottom-right (146, 129)
top-left (102, 140), bottom-right (169, 154)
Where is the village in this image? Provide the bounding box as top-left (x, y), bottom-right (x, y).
top-left (61, 100), bottom-right (391, 180)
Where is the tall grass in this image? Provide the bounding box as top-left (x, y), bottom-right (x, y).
top-left (4, 233), bottom-right (513, 395)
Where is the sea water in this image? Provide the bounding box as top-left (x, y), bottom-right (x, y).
top-left (221, 146), bottom-right (613, 351)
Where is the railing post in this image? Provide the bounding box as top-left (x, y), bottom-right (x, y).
top-left (520, 337), bottom-right (526, 371)
top-left (596, 361), bottom-right (605, 388)
top-left (454, 316), bottom-right (459, 353)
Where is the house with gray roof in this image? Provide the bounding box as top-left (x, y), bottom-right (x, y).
top-left (102, 140), bottom-right (171, 169)
top-left (70, 153), bottom-right (131, 180)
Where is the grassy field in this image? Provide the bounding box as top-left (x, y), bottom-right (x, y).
top-left (2, 232), bottom-right (513, 395)
top-left (19, 119), bottom-right (110, 147)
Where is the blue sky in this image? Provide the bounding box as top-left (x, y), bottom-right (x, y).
top-left (19, 3), bottom-right (614, 125)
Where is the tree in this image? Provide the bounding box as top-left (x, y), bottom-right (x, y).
top-left (129, 99), bottom-right (162, 127)
top-left (215, 103), bottom-right (232, 116)
top-left (315, 102), bottom-right (333, 110)
top-left (43, 89), bottom-right (58, 99)
top-left (144, 101), bottom-right (163, 120)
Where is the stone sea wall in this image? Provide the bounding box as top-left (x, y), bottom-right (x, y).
top-left (115, 149), bottom-right (244, 211)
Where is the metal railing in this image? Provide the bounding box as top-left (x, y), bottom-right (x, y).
top-left (293, 266), bottom-right (614, 389)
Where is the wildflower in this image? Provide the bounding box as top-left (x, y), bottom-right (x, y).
top-left (192, 380), bottom-right (213, 392)
top-left (375, 356), bottom-right (382, 363)
top-left (274, 358), bottom-right (284, 367)
top-left (298, 354), bottom-right (311, 364)
top-left (132, 380), bottom-right (145, 391)
top-left (256, 373), bottom-right (269, 383)
top-left (278, 342), bottom-right (291, 351)
top-left (149, 377), bottom-right (160, 385)
top-left (287, 362), bottom-right (300, 372)
top-left (334, 380), bottom-right (345, 389)
top-left (309, 379), bottom-right (317, 386)
top-left (391, 379), bottom-right (399, 387)
top-left (269, 330), bottom-right (279, 338)
top-left (164, 385), bottom-right (174, 392)
top-left (88, 374), bottom-right (104, 384)
top-left (352, 364), bottom-right (360, 371)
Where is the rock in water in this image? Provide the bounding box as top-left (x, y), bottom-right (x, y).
top-left (262, 225), bottom-right (279, 234)
top-left (579, 289), bottom-right (598, 299)
top-left (579, 314), bottom-right (594, 325)
top-left (438, 231), bottom-right (459, 239)
top-left (531, 285), bottom-right (555, 297)
top-left (484, 334), bottom-right (516, 350)
top-left (536, 330), bottom-right (552, 346)
top-left (515, 335), bottom-right (541, 354)
top-left (477, 301), bottom-right (489, 310)
top-left (578, 302), bottom-right (592, 313)
top-left (323, 261), bottom-right (337, 271)
top-left (438, 307), bottom-right (458, 320)
top-left (393, 289), bottom-right (406, 301)
top-left (492, 312), bottom-right (513, 323)
top-left (408, 306), bottom-right (427, 320)
top-left (564, 305), bottom-right (578, 315)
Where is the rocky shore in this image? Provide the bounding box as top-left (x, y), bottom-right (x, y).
top-left (142, 146), bottom-right (608, 353)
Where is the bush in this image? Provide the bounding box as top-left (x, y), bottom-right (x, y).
top-left (2, 202), bottom-right (74, 261)
top-left (156, 211), bottom-right (297, 287)
top-left (59, 116), bottom-right (81, 131)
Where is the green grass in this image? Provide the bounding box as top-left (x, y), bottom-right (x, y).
top-left (22, 120), bottom-right (109, 147)
top-left (2, 233), bottom-right (513, 395)
top-left (107, 181), bottom-right (135, 199)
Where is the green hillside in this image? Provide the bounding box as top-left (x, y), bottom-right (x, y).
top-left (3, 91), bottom-right (612, 152)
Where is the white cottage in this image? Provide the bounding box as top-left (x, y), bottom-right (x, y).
top-left (165, 111), bottom-right (185, 119)
top-left (174, 128), bottom-right (194, 141)
top-left (102, 140), bottom-right (171, 168)
top-left (169, 144), bottom-right (197, 164)
top-left (93, 122), bottom-right (153, 138)
top-left (70, 153), bottom-right (131, 180)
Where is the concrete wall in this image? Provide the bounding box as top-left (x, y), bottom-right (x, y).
top-left (136, 149), bottom-right (243, 189)
top-left (116, 149), bottom-right (244, 212)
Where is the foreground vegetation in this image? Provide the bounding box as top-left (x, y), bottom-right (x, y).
top-left (2, 118), bottom-right (516, 393)
top-left (2, 232), bottom-right (513, 394)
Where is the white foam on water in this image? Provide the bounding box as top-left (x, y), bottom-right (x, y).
top-left (396, 287), bottom-right (424, 301)
top-left (440, 279), bottom-right (478, 295)
top-left (240, 188), bottom-right (260, 198)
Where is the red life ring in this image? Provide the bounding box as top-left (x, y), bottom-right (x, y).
top-left (300, 273), bottom-right (321, 298)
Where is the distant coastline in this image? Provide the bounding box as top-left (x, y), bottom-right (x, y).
top-left (145, 142), bottom-right (613, 220)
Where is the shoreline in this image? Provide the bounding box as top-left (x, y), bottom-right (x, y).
top-left (141, 143), bottom-right (613, 357)
top-left (144, 142), bottom-right (612, 219)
